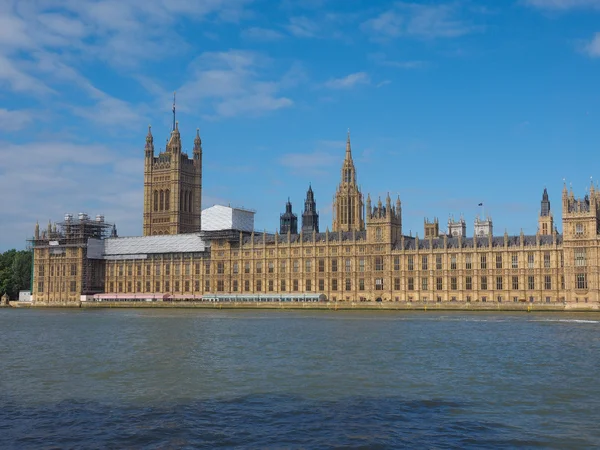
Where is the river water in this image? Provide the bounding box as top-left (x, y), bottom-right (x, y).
top-left (1, 309), bottom-right (599, 449)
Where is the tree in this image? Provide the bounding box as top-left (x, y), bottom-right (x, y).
top-left (0, 249), bottom-right (32, 300)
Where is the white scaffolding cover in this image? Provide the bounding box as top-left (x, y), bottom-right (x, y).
top-left (202, 205), bottom-right (254, 232)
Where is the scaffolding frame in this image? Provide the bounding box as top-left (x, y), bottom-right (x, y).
top-left (28, 213), bottom-right (116, 296)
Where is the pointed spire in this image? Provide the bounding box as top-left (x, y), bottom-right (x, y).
top-left (172, 91), bottom-right (176, 132)
top-left (145, 125), bottom-right (154, 155)
top-left (193, 128), bottom-right (202, 157)
top-left (35, 221), bottom-right (40, 240)
top-left (345, 128), bottom-right (352, 159)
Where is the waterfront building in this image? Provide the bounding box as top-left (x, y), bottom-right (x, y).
top-left (27, 117), bottom-right (600, 305)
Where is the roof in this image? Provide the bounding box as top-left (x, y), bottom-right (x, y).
top-left (102, 233), bottom-right (207, 257)
top-left (241, 230), bottom-right (367, 245)
top-left (396, 234), bottom-right (562, 251)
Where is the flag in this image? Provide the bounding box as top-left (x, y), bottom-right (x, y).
top-left (478, 203), bottom-right (483, 206)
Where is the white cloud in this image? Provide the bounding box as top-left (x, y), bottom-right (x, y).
top-left (369, 52), bottom-right (427, 69)
top-left (524, 0), bottom-right (600, 9)
top-left (362, 3), bottom-right (482, 40)
top-left (0, 109), bottom-right (34, 131)
top-left (0, 140), bottom-right (143, 250)
top-left (172, 50), bottom-right (297, 118)
top-left (287, 16), bottom-right (320, 37)
top-left (324, 72), bottom-right (370, 89)
top-left (242, 27), bottom-right (285, 40)
top-left (584, 32), bottom-right (600, 57)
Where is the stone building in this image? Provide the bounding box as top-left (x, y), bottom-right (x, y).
top-left (143, 94), bottom-right (202, 236)
top-left (27, 120), bottom-right (600, 305)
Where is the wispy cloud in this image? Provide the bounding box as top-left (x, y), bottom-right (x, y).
top-left (242, 27), bottom-right (285, 40)
top-left (362, 3), bottom-right (483, 40)
top-left (324, 72), bottom-right (370, 89)
top-left (583, 32), bottom-right (600, 57)
top-left (0, 140), bottom-right (143, 249)
top-left (0, 109), bottom-right (34, 132)
top-left (523, 0), bottom-right (600, 10)
top-left (173, 50), bottom-right (297, 118)
top-left (369, 52), bottom-right (428, 69)
top-left (287, 16), bottom-right (320, 37)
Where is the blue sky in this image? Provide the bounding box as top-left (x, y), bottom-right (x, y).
top-left (1, 0), bottom-right (599, 251)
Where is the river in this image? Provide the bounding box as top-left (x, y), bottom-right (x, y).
top-left (1, 309), bottom-right (598, 448)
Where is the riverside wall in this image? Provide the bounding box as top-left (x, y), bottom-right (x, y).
top-left (10, 300), bottom-right (600, 312)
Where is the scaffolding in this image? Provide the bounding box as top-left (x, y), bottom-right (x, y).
top-left (28, 213), bottom-right (116, 296)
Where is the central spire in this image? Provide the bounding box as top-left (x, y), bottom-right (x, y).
top-left (346, 128), bottom-right (352, 160)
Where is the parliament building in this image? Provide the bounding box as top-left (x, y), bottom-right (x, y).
top-left (28, 111), bottom-right (600, 306)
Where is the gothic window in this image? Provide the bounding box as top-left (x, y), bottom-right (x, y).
top-left (576, 223), bottom-right (584, 235)
top-left (189, 191), bottom-right (193, 213)
top-left (376, 227), bottom-right (382, 241)
top-left (165, 190), bottom-right (170, 210)
top-left (527, 253), bottom-right (534, 269)
top-left (154, 190), bottom-right (159, 212)
top-left (575, 248), bottom-right (587, 267)
top-left (544, 252), bottom-right (550, 268)
top-left (576, 273), bottom-right (587, 290)
top-left (160, 190), bottom-right (164, 210)
top-left (422, 255), bottom-right (428, 270)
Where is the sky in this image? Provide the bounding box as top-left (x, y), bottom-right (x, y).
top-left (0, 0), bottom-right (599, 251)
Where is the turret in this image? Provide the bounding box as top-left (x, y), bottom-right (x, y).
top-left (145, 125), bottom-right (154, 157)
top-left (539, 187), bottom-right (554, 235)
top-left (193, 128), bottom-right (202, 157)
top-left (34, 221), bottom-right (40, 240)
top-left (301, 184), bottom-right (319, 233)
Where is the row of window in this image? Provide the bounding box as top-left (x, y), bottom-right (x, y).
top-left (105, 274), bottom-right (580, 295)
top-left (36, 280), bottom-right (77, 293)
top-left (38, 264), bottom-right (77, 277)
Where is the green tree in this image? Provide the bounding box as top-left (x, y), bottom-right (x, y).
top-left (0, 249), bottom-right (32, 300)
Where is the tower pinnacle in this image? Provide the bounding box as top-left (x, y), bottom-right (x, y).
top-left (172, 91), bottom-right (176, 132)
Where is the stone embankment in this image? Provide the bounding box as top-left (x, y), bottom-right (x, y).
top-left (10, 301), bottom-right (600, 312)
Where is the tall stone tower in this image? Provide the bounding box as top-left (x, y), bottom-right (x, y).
top-left (301, 184), bottom-right (319, 233)
top-left (143, 93), bottom-right (202, 236)
top-left (332, 131), bottom-right (364, 232)
top-left (538, 187), bottom-right (554, 235)
top-left (561, 181), bottom-right (600, 302)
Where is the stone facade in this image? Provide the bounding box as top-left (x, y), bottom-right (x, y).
top-left (28, 123), bottom-right (600, 306)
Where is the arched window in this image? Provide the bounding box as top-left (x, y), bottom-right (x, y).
top-left (160, 190), bottom-right (164, 211)
top-left (188, 192), bottom-right (193, 213)
top-left (180, 191), bottom-right (184, 211)
top-left (183, 191), bottom-right (188, 212)
top-left (164, 230), bottom-right (169, 235)
top-left (165, 190), bottom-right (170, 211)
top-left (154, 191), bottom-right (158, 212)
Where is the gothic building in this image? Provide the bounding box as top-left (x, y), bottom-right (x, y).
top-left (27, 121), bottom-right (600, 307)
top-left (302, 185), bottom-right (319, 234)
top-left (280, 199), bottom-right (298, 235)
top-left (143, 94), bottom-right (202, 236)
top-left (332, 132), bottom-right (364, 233)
